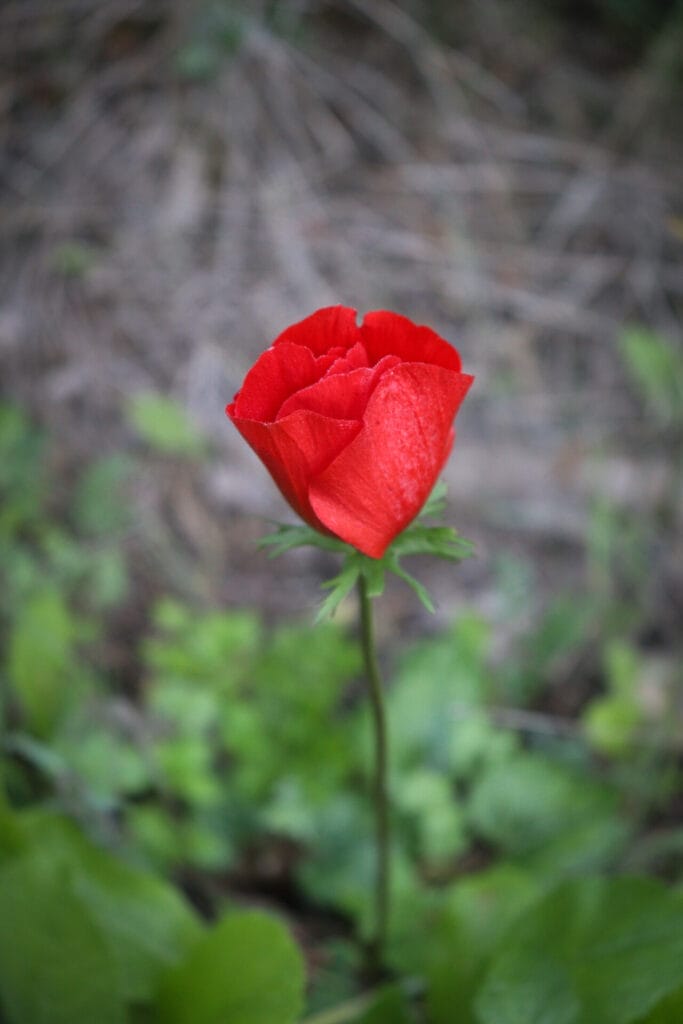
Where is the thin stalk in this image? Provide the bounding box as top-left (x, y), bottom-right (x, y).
top-left (357, 572), bottom-right (389, 974)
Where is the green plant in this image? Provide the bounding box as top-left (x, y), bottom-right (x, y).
top-left (0, 801), bottom-right (304, 1024)
top-left (2, 400), bottom-right (682, 1023)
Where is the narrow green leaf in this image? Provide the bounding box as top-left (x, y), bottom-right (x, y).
top-left (259, 524), bottom-right (348, 558)
top-left (419, 480), bottom-right (448, 519)
top-left (387, 560), bottom-right (435, 613)
top-left (316, 562), bottom-right (361, 622)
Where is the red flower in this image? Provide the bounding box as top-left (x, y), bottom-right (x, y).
top-left (226, 306), bottom-right (473, 559)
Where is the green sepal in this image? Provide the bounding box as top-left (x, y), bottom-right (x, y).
top-left (258, 525), bottom-right (348, 558)
top-left (258, 482), bottom-right (474, 618)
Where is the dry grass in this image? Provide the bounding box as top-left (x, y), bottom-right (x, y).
top-left (1, 0), bottom-right (682, 623)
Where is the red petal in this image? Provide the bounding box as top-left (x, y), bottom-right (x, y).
top-left (277, 355), bottom-right (399, 421)
top-left (309, 363), bottom-right (474, 558)
top-left (325, 341), bottom-right (369, 376)
top-left (231, 342), bottom-right (329, 422)
top-left (227, 407), bottom-right (362, 529)
top-left (361, 310), bottom-right (462, 372)
top-left (272, 306), bottom-right (360, 356)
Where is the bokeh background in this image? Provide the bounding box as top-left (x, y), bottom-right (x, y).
top-left (1, 2), bottom-right (683, 1021)
top-left (3, 0), bottom-right (683, 625)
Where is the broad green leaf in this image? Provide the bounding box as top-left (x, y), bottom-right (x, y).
top-left (14, 813), bottom-right (202, 1002)
top-left (476, 950), bottom-right (580, 1024)
top-left (638, 986), bottom-right (683, 1023)
top-left (424, 866), bottom-right (540, 1024)
top-left (467, 752), bottom-right (617, 858)
top-left (475, 877), bottom-right (683, 1024)
top-left (155, 910), bottom-right (305, 1024)
top-left (0, 851), bottom-right (126, 1024)
top-left (71, 831), bottom-right (202, 1001)
top-left (357, 984), bottom-right (414, 1023)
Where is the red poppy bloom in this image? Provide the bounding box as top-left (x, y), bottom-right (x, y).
top-left (226, 306), bottom-right (473, 559)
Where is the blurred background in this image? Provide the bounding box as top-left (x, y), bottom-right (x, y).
top-left (1, 1), bottom-right (683, 1021)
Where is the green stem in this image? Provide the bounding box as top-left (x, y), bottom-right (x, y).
top-left (358, 573), bottom-right (389, 973)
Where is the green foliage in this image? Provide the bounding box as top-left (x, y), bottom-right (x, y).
top-left (156, 911), bottom-right (305, 1024)
top-left (1, 400), bottom-right (681, 1024)
top-left (475, 877), bottom-right (683, 1024)
top-left (260, 480), bottom-right (474, 618)
top-left (0, 851), bottom-right (127, 1024)
top-left (0, 810), bottom-right (198, 1023)
top-left (423, 865), bottom-right (540, 1024)
top-left (73, 455), bottom-right (132, 536)
top-left (0, 404), bottom-right (46, 538)
top-left (583, 640), bottom-right (644, 756)
top-left (0, 805), bottom-right (304, 1024)
top-left (467, 752), bottom-right (621, 863)
top-left (7, 587), bottom-right (84, 736)
top-left (175, 1), bottom-right (310, 81)
top-left (126, 393), bottom-right (206, 456)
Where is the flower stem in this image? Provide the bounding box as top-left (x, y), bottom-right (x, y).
top-left (357, 573), bottom-right (389, 974)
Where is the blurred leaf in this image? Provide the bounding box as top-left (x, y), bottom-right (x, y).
top-left (70, 834), bottom-right (202, 1001)
top-left (582, 640), bottom-right (643, 756)
top-left (620, 327), bottom-right (683, 426)
top-left (85, 547), bottom-right (129, 609)
top-left (475, 877), bottom-right (683, 1024)
top-left (357, 984), bottom-right (414, 1023)
top-left (299, 795), bottom-right (422, 941)
top-left (179, 816), bottom-right (233, 870)
top-left (128, 805), bottom-right (181, 868)
top-left (13, 812), bottom-right (202, 1003)
top-left (0, 850), bottom-right (126, 1024)
top-left (638, 986), bottom-right (683, 1023)
top-left (604, 640), bottom-right (639, 697)
top-left (467, 752), bottom-right (618, 859)
top-left (155, 910), bottom-right (305, 1024)
top-left (126, 393), bottom-right (206, 456)
top-left (7, 588), bottom-right (80, 735)
top-left (303, 940), bottom-right (361, 1017)
top-left (396, 768), bottom-right (467, 866)
top-left (154, 736), bottom-right (221, 805)
top-left (146, 602), bottom-right (259, 687)
top-left (505, 595), bottom-right (597, 703)
top-left (0, 404), bottom-right (45, 538)
top-left (583, 695), bottom-right (642, 756)
top-left (175, 41), bottom-right (222, 80)
top-left (385, 614), bottom-right (491, 771)
top-left (423, 865), bottom-right (541, 1024)
top-left (73, 455), bottom-right (131, 536)
top-left (447, 710), bottom-right (519, 781)
top-left (61, 730), bottom-right (150, 804)
top-left (51, 241), bottom-right (97, 278)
